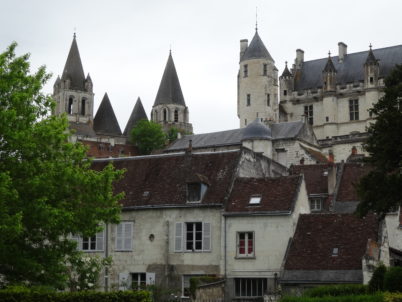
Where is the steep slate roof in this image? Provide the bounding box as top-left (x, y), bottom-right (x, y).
top-left (283, 213), bottom-right (378, 273)
top-left (166, 121), bottom-right (306, 151)
top-left (93, 93), bottom-right (122, 136)
top-left (241, 30), bottom-right (274, 62)
top-left (61, 35), bottom-right (86, 91)
top-left (281, 63), bottom-right (292, 77)
top-left (336, 163), bottom-right (371, 202)
top-left (68, 122), bottom-right (96, 137)
top-left (92, 150), bottom-right (241, 208)
top-left (289, 164), bottom-right (329, 195)
top-left (225, 175), bottom-right (302, 214)
top-left (294, 45), bottom-right (402, 91)
top-left (153, 52), bottom-right (186, 106)
top-left (123, 97), bottom-right (148, 136)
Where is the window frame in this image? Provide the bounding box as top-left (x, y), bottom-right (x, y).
top-left (186, 182), bottom-right (208, 203)
top-left (243, 64), bottom-right (248, 77)
top-left (73, 229), bottom-right (105, 252)
top-left (174, 222), bottom-right (211, 253)
top-left (234, 278), bottom-right (267, 297)
top-left (246, 94), bottom-right (251, 106)
top-left (266, 93), bottom-right (270, 106)
top-left (237, 231), bottom-right (255, 258)
top-left (115, 221), bottom-right (133, 251)
top-left (304, 105), bottom-right (314, 125)
top-left (349, 99), bottom-right (359, 121)
top-left (310, 198), bottom-right (322, 212)
top-left (131, 272), bottom-right (146, 290)
top-left (263, 63), bottom-right (268, 76)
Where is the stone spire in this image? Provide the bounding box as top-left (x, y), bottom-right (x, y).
top-left (93, 93), bottom-right (122, 136)
top-left (153, 52), bottom-right (186, 106)
top-left (61, 34), bottom-right (86, 91)
top-left (123, 97), bottom-right (148, 136)
top-left (240, 30), bottom-right (274, 62)
top-left (281, 61), bottom-right (293, 78)
top-left (365, 44), bottom-right (378, 65)
top-left (323, 52), bottom-right (337, 73)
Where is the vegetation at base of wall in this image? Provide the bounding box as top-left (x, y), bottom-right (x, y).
top-left (281, 293), bottom-right (383, 302)
top-left (384, 267), bottom-right (402, 293)
top-left (0, 289), bottom-right (151, 302)
top-left (384, 292), bottom-right (402, 302)
top-left (303, 284), bottom-right (368, 297)
top-left (189, 276), bottom-right (222, 299)
top-left (369, 264), bottom-right (387, 292)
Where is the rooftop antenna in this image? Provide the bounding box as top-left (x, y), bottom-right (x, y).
top-left (255, 7), bottom-right (258, 31)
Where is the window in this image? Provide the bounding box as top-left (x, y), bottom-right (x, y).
top-left (304, 105), bottom-right (313, 125)
top-left (310, 198), bottom-right (322, 211)
top-left (174, 109), bottom-right (179, 122)
top-left (283, 90), bottom-right (287, 96)
top-left (370, 76), bottom-right (374, 84)
top-left (132, 273), bottom-right (146, 290)
top-left (237, 232), bottom-right (254, 257)
top-left (235, 278), bottom-right (267, 297)
top-left (243, 64), bottom-right (248, 77)
top-left (81, 98), bottom-right (86, 115)
top-left (187, 183), bottom-right (207, 203)
top-left (263, 64), bottom-right (268, 76)
top-left (249, 196), bottom-right (261, 205)
top-left (72, 230), bottom-right (104, 252)
top-left (68, 97), bottom-right (73, 114)
top-left (163, 109), bottom-right (167, 121)
top-left (332, 247), bottom-right (339, 256)
top-left (116, 222), bottom-right (133, 251)
top-left (326, 116), bottom-right (329, 122)
top-left (245, 119), bottom-right (247, 126)
top-left (246, 94), bottom-right (251, 106)
top-left (174, 222), bottom-right (211, 252)
top-left (266, 94), bottom-right (270, 106)
top-left (154, 110), bottom-right (157, 121)
top-left (349, 99), bottom-right (359, 120)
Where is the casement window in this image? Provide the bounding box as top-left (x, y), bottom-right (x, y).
top-left (246, 94), bottom-right (251, 106)
top-left (310, 198), bottom-right (322, 212)
top-left (72, 230), bottom-right (104, 252)
top-left (163, 108), bottom-right (167, 121)
top-left (187, 183), bottom-right (208, 203)
top-left (174, 109), bottom-right (179, 122)
top-left (132, 273), bottom-right (146, 289)
top-left (118, 272), bottom-right (155, 291)
top-left (244, 64), bottom-right (248, 77)
top-left (116, 222), bottom-right (133, 251)
top-left (263, 63), bottom-right (268, 76)
top-left (304, 105), bottom-right (313, 125)
top-left (349, 99), bottom-right (359, 120)
top-left (235, 278), bottom-right (268, 297)
top-left (237, 232), bottom-right (254, 257)
top-left (266, 93), bottom-right (270, 106)
top-left (174, 222), bottom-right (211, 252)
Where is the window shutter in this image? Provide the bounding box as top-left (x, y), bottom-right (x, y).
top-left (124, 223), bottom-right (133, 250)
top-left (203, 222), bottom-right (211, 251)
top-left (146, 272), bottom-right (156, 285)
top-left (116, 223), bottom-right (123, 250)
top-left (175, 222), bottom-right (183, 252)
top-left (96, 230), bottom-right (104, 251)
top-left (118, 272), bottom-right (130, 291)
top-left (71, 234), bottom-right (82, 250)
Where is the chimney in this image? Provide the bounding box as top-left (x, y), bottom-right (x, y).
top-left (351, 146), bottom-right (357, 155)
top-left (338, 42), bottom-right (347, 63)
top-left (186, 139), bottom-right (193, 154)
top-left (327, 164), bottom-right (337, 194)
top-left (328, 151), bottom-right (334, 164)
top-left (295, 49), bottom-right (304, 69)
top-left (240, 39), bottom-right (248, 60)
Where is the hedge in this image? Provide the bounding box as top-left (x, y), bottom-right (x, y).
top-left (0, 290), bottom-right (152, 302)
top-left (303, 285), bottom-right (368, 297)
top-left (384, 292), bottom-right (402, 302)
top-left (281, 294), bottom-right (383, 302)
top-left (384, 267), bottom-right (402, 292)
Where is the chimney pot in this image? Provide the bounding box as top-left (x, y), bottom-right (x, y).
top-left (338, 42), bottom-right (347, 62)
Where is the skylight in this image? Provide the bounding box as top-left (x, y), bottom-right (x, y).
top-left (249, 196), bottom-right (261, 205)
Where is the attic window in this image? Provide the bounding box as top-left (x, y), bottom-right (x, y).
top-left (249, 196), bottom-right (261, 205)
top-left (187, 183), bottom-right (208, 203)
top-left (332, 247), bottom-right (339, 256)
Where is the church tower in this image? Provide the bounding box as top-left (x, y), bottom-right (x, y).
top-left (238, 28), bottom-right (278, 128)
top-left (151, 51), bottom-right (193, 134)
top-left (53, 34), bottom-right (94, 125)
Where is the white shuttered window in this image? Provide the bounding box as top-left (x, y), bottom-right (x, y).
top-left (116, 222), bottom-right (133, 251)
top-left (174, 222), bottom-right (211, 252)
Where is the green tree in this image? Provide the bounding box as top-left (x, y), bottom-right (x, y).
top-left (357, 64), bottom-right (402, 218)
top-left (131, 120), bottom-right (166, 155)
top-left (0, 43), bottom-right (123, 288)
top-left (166, 127), bottom-right (179, 143)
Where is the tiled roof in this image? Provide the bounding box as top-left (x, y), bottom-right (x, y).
top-left (69, 122), bottom-right (96, 137)
top-left (92, 150), bottom-right (241, 208)
top-left (241, 31), bottom-right (274, 62)
top-left (300, 145), bottom-right (328, 164)
top-left (337, 163), bottom-right (371, 202)
top-left (81, 141), bottom-right (138, 158)
top-left (284, 213), bottom-right (378, 271)
top-left (61, 36), bottom-right (86, 91)
top-left (93, 93), bottom-right (122, 136)
top-left (289, 164), bottom-right (328, 195)
top-left (225, 175), bottom-right (302, 214)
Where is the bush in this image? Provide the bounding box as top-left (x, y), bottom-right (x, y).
top-left (384, 266), bottom-right (402, 292)
top-left (384, 292), bottom-right (402, 302)
top-left (0, 289), bottom-right (152, 302)
top-left (281, 294), bottom-right (383, 302)
top-left (369, 264), bottom-right (387, 292)
top-left (303, 285), bottom-right (368, 297)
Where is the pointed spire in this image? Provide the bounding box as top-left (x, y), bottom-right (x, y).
top-left (240, 31), bottom-right (274, 62)
top-left (61, 34), bottom-right (86, 90)
top-left (153, 52), bottom-right (186, 106)
top-left (86, 73), bottom-right (92, 83)
top-left (54, 75), bottom-right (61, 87)
top-left (93, 93), bottom-right (122, 136)
top-left (123, 97), bottom-right (148, 136)
top-left (323, 51), bottom-right (337, 73)
top-left (365, 43), bottom-right (378, 65)
top-left (281, 61), bottom-right (292, 77)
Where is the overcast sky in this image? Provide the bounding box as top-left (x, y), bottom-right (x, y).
top-left (2, 0), bottom-right (402, 134)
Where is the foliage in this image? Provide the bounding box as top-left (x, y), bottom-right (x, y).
top-left (384, 266), bottom-right (402, 292)
top-left (67, 254), bottom-right (112, 291)
top-left (356, 64), bottom-right (402, 217)
top-left (166, 127), bottom-right (179, 143)
top-left (384, 292), bottom-right (402, 302)
top-left (280, 294), bottom-right (383, 302)
top-left (130, 120), bottom-right (166, 154)
top-left (303, 284), bottom-right (368, 297)
top-left (189, 276), bottom-right (221, 299)
top-left (0, 43), bottom-right (124, 288)
top-left (369, 264), bottom-right (387, 293)
top-left (0, 288), bottom-right (151, 302)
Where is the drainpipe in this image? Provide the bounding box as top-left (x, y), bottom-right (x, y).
top-left (104, 223), bottom-right (109, 291)
top-left (224, 215), bottom-right (227, 302)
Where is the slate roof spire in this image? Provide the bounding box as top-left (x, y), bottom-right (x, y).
top-left (93, 93), bottom-right (122, 136)
top-left (281, 61), bottom-right (293, 77)
top-left (123, 97), bottom-right (148, 136)
top-left (153, 52), bottom-right (186, 106)
top-left (240, 30), bottom-right (274, 62)
top-left (365, 44), bottom-right (378, 65)
top-left (323, 51), bottom-right (337, 73)
top-left (61, 33), bottom-right (86, 91)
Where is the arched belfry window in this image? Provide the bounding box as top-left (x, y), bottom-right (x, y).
top-left (174, 109), bottom-right (179, 122)
top-left (81, 98), bottom-right (86, 115)
top-left (163, 109), bottom-right (167, 121)
top-left (154, 110), bottom-right (158, 121)
top-left (67, 97), bottom-right (73, 114)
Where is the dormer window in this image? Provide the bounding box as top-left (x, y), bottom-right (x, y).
top-left (249, 196), bottom-right (261, 205)
top-left (187, 183), bottom-right (208, 203)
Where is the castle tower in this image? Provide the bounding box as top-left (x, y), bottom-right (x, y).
top-left (53, 34), bottom-right (94, 125)
top-left (151, 51), bottom-right (193, 134)
top-left (124, 97), bottom-right (148, 137)
top-left (238, 29), bottom-right (278, 128)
